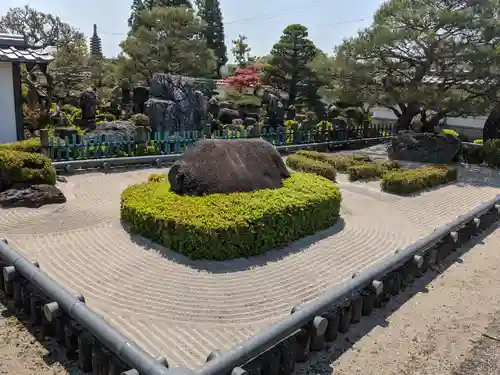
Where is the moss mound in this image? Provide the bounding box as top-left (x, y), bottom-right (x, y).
top-left (121, 172), bottom-right (342, 260)
top-left (0, 149), bottom-right (56, 191)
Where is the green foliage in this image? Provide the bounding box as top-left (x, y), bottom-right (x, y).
top-left (285, 154), bottom-right (336, 181)
top-left (347, 160), bottom-right (400, 181)
top-left (0, 149), bottom-right (56, 191)
top-left (442, 129), bottom-right (459, 137)
top-left (128, 0), bottom-right (193, 34)
top-left (0, 138), bottom-right (41, 153)
top-left (482, 139), bottom-right (500, 167)
top-left (296, 150), bottom-right (371, 172)
top-left (381, 165), bottom-right (457, 194)
top-left (263, 24), bottom-right (320, 108)
top-left (120, 172), bottom-right (342, 260)
top-left (474, 139), bottom-right (483, 144)
top-left (195, 0), bottom-right (227, 74)
top-left (148, 174), bottom-right (169, 182)
top-left (121, 7), bottom-right (217, 81)
top-left (328, 0), bottom-right (500, 131)
top-left (231, 34), bottom-right (254, 67)
top-left (130, 113), bottom-right (150, 126)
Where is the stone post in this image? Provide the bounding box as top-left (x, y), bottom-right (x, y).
top-left (39, 129), bottom-right (50, 157)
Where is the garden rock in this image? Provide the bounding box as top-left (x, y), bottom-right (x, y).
top-left (168, 138), bottom-right (290, 195)
top-left (388, 131), bottom-right (461, 163)
top-left (0, 184), bottom-right (66, 208)
top-left (87, 121), bottom-right (137, 139)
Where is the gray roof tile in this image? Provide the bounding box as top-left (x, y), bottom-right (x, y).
top-left (0, 44), bottom-right (53, 63)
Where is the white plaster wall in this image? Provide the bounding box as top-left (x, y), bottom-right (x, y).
top-left (0, 62), bottom-right (17, 143)
top-left (371, 106), bottom-right (487, 130)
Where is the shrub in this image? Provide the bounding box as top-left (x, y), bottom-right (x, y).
top-left (482, 139), bottom-right (500, 168)
top-left (121, 172), bottom-right (342, 260)
top-left (148, 174), bottom-right (168, 182)
top-left (473, 139), bottom-right (483, 144)
top-left (381, 165), bottom-right (457, 194)
top-left (130, 113), bottom-right (150, 126)
top-left (461, 143), bottom-right (483, 164)
top-left (0, 149), bottom-right (56, 191)
top-left (442, 129), bottom-right (459, 137)
top-left (296, 150), bottom-right (370, 172)
top-left (347, 160), bottom-right (400, 181)
top-left (286, 154), bottom-right (336, 181)
top-left (0, 138), bottom-right (41, 153)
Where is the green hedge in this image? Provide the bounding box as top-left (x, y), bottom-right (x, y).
top-left (285, 154), bottom-right (336, 181)
top-left (0, 138), bottom-right (41, 153)
top-left (381, 165), bottom-right (457, 194)
top-left (347, 160), bottom-right (401, 181)
top-left (120, 172), bottom-right (342, 260)
top-left (296, 150), bottom-right (370, 172)
top-left (0, 149), bottom-right (56, 191)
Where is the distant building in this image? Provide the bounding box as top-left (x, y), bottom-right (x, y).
top-left (90, 24), bottom-right (102, 57)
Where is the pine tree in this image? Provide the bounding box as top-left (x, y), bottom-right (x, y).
top-left (128, 0), bottom-right (192, 34)
top-left (195, 0), bottom-right (227, 76)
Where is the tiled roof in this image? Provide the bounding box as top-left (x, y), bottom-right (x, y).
top-left (0, 46), bottom-right (54, 63)
top-left (0, 34), bottom-right (53, 64)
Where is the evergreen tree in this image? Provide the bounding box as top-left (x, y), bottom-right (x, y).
top-left (195, 0), bottom-right (228, 76)
top-left (128, 0), bottom-right (192, 34)
top-left (263, 24), bottom-right (318, 106)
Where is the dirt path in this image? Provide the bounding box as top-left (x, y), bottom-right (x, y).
top-left (297, 223), bottom-right (500, 375)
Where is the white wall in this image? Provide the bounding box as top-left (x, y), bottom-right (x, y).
top-left (0, 62), bottom-right (17, 143)
top-left (371, 106), bottom-right (487, 129)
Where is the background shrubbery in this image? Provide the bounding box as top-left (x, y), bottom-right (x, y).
top-left (285, 154), bottom-right (336, 181)
top-left (121, 172), bottom-right (342, 260)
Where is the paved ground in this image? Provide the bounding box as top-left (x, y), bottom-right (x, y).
top-left (1, 146), bottom-right (500, 368)
top-left (298, 222), bottom-right (500, 375)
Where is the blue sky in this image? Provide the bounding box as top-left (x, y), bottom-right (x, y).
top-left (0, 0), bottom-right (384, 61)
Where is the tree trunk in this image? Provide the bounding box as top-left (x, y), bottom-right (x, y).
top-left (395, 110), bottom-right (417, 131)
top-left (421, 115), bottom-right (441, 133)
top-left (483, 102), bottom-right (500, 141)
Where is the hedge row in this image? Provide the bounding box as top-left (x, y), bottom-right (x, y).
top-left (381, 165), bottom-right (457, 194)
top-left (0, 149), bottom-right (56, 191)
top-left (347, 160), bottom-right (401, 181)
top-left (285, 154), bottom-right (336, 181)
top-left (121, 172), bottom-right (342, 260)
top-left (296, 150), bottom-right (370, 171)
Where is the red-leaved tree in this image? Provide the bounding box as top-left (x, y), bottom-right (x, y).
top-left (223, 63), bottom-right (263, 91)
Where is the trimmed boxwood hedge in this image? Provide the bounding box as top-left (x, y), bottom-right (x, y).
top-left (347, 160), bottom-right (401, 181)
top-left (285, 154), bottom-right (336, 181)
top-left (0, 149), bottom-right (56, 191)
top-left (381, 165), bottom-right (457, 194)
top-left (121, 172), bottom-right (342, 260)
top-left (296, 150), bottom-right (370, 172)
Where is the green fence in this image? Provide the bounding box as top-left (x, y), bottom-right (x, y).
top-left (48, 123), bottom-right (396, 161)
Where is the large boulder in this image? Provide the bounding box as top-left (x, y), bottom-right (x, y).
top-left (0, 184), bottom-right (66, 208)
top-left (388, 131), bottom-right (461, 163)
top-left (168, 138), bottom-right (290, 195)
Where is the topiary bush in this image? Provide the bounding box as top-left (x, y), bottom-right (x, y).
top-left (442, 129), bottom-right (459, 137)
top-left (121, 172), bottom-right (342, 260)
top-left (0, 149), bottom-right (56, 191)
top-left (482, 139), bottom-right (500, 168)
top-left (286, 154), bottom-right (336, 181)
top-left (296, 150), bottom-right (370, 172)
top-left (381, 165), bottom-right (457, 194)
top-left (0, 138), bottom-right (41, 153)
top-left (347, 160), bottom-right (400, 181)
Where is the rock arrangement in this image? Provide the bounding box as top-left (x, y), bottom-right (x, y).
top-left (0, 183), bottom-right (66, 208)
top-left (145, 74), bottom-right (208, 133)
top-left (388, 131), bottom-right (461, 163)
top-left (168, 138), bottom-right (290, 195)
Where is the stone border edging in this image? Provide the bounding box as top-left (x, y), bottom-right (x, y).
top-left (188, 194), bottom-right (500, 375)
top-left (0, 239), bottom-right (169, 375)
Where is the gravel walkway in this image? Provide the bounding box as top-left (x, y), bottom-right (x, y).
top-left (0, 148), bottom-right (499, 368)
